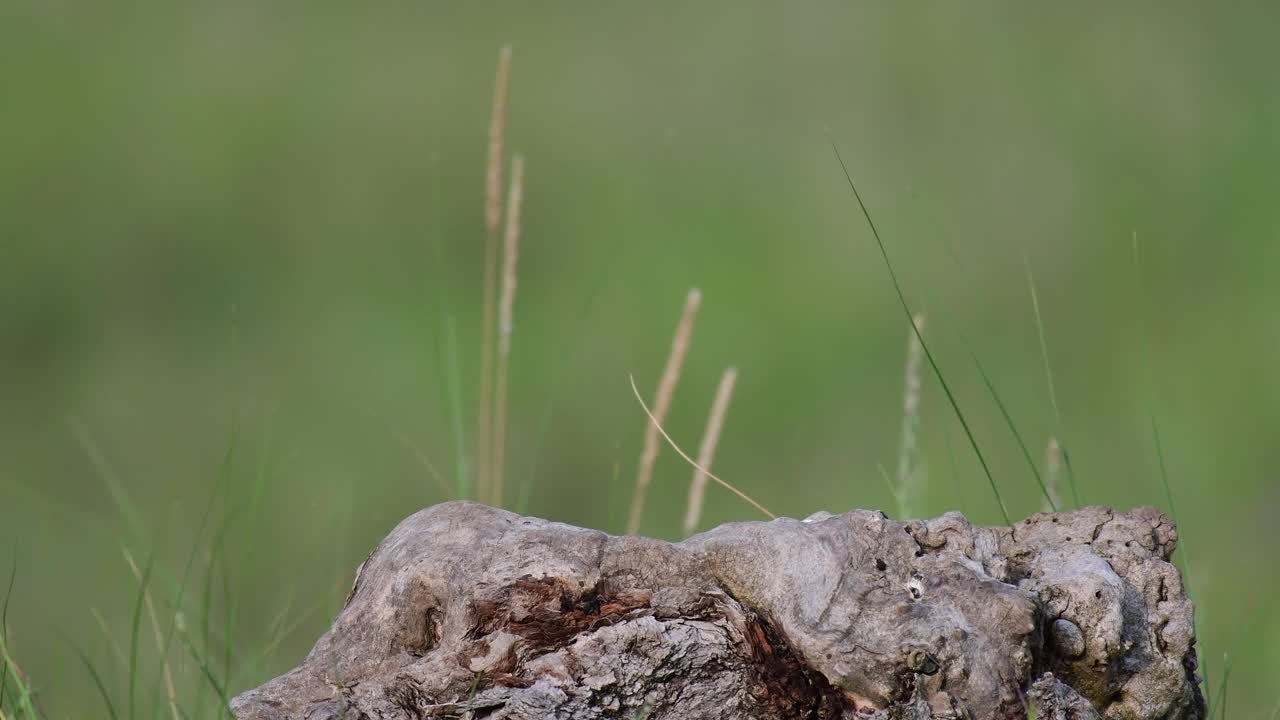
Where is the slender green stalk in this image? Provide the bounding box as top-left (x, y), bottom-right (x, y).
top-left (429, 153), bottom-right (471, 500)
top-left (1130, 231), bottom-right (1202, 703)
top-left (1129, 235), bottom-right (1188, 565)
top-left (0, 630), bottom-right (38, 720)
top-left (0, 642), bottom-right (37, 720)
top-left (198, 416), bottom-right (239, 720)
top-left (1210, 653), bottom-right (1231, 720)
top-left (960, 339), bottom-right (1058, 512)
top-left (941, 416), bottom-right (966, 516)
top-left (517, 237), bottom-right (620, 515)
top-left (178, 634), bottom-right (230, 714)
top-left (232, 591), bottom-right (330, 689)
top-left (120, 547), bottom-right (177, 720)
top-left (129, 550), bottom-right (156, 720)
top-left (439, 314), bottom-right (470, 499)
top-left (65, 633), bottom-right (118, 720)
top-left (829, 139), bottom-right (1009, 524)
top-left (69, 416), bottom-right (148, 543)
top-left (0, 551), bottom-right (15, 711)
top-left (147, 444), bottom-right (234, 720)
top-left (1022, 253), bottom-right (1081, 507)
top-left (926, 244), bottom-right (1060, 513)
top-left (218, 552), bottom-right (234, 719)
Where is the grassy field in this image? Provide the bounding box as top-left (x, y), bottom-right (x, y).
top-left (2, 2), bottom-right (1278, 717)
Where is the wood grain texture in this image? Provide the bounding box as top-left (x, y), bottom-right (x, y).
top-left (232, 502), bottom-right (1204, 719)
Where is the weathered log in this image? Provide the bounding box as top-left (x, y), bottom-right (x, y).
top-left (231, 501), bottom-right (1204, 719)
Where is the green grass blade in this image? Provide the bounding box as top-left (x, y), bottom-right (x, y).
top-left (960, 339), bottom-right (1058, 512)
top-left (1022, 253), bottom-right (1081, 507)
top-left (437, 313), bottom-right (470, 499)
top-left (147, 461), bottom-right (233, 720)
top-left (68, 416), bottom-right (148, 544)
top-left (65, 634), bottom-right (120, 720)
top-left (941, 416), bottom-right (966, 516)
top-left (1211, 652), bottom-right (1231, 720)
top-left (0, 548), bottom-right (16, 712)
top-left (428, 152), bottom-right (471, 500)
top-left (198, 417), bottom-right (239, 719)
top-left (1129, 234), bottom-right (1189, 564)
top-left (129, 549), bottom-right (156, 720)
top-left (218, 552), bottom-right (234, 719)
top-left (829, 138), bottom-right (1010, 524)
top-left (517, 241), bottom-right (619, 515)
top-left (1130, 231), bottom-right (1202, 704)
top-left (0, 631), bottom-right (38, 720)
top-left (178, 634), bottom-right (230, 716)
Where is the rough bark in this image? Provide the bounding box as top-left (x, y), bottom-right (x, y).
top-left (231, 502), bottom-right (1204, 720)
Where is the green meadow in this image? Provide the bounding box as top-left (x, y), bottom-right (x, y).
top-left (1, 2), bottom-right (1277, 716)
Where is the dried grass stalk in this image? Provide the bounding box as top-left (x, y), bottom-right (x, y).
top-left (626, 288), bottom-right (702, 534)
top-left (630, 375), bottom-right (772, 521)
top-left (682, 367), bottom-right (738, 536)
top-left (491, 154), bottom-right (525, 508)
top-left (894, 313), bottom-right (926, 518)
top-left (1042, 437), bottom-right (1062, 514)
top-left (477, 45), bottom-right (513, 505)
top-left (123, 548), bottom-right (180, 720)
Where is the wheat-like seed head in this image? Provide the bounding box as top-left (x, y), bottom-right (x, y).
top-left (626, 288), bottom-right (702, 534)
top-left (683, 366), bottom-right (739, 536)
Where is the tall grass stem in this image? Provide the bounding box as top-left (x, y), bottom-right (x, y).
top-left (491, 154), bottom-right (525, 508)
top-left (629, 375), bottom-right (772, 521)
top-left (828, 139), bottom-right (1010, 525)
top-left (477, 45), bottom-right (513, 504)
top-left (1022, 253), bottom-right (1081, 507)
top-left (1042, 438), bottom-right (1062, 513)
top-left (894, 314), bottom-right (926, 518)
top-left (626, 289), bottom-right (702, 534)
top-left (682, 367), bottom-right (738, 536)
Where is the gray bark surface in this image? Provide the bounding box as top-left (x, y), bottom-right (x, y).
top-left (231, 502), bottom-right (1203, 720)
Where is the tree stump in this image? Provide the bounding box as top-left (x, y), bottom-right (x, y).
top-left (231, 502), bottom-right (1204, 719)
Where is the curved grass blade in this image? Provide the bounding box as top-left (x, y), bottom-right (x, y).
top-left (147, 452), bottom-right (235, 720)
top-left (1022, 252), bottom-right (1081, 507)
top-left (0, 627), bottom-right (38, 720)
top-left (1211, 652), bottom-right (1231, 720)
top-left (129, 549), bottom-right (156, 720)
top-left (65, 634), bottom-right (120, 720)
top-left (68, 416), bottom-right (148, 544)
top-left (517, 234), bottom-right (622, 515)
top-left (429, 152), bottom-right (471, 500)
top-left (828, 138), bottom-right (1010, 524)
top-left (178, 633), bottom-right (230, 716)
top-left (941, 416), bottom-right (966, 516)
top-left (0, 548), bottom-right (15, 711)
top-left (959, 338), bottom-right (1058, 512)
top-left (1130, 231), bottom-right (1201, 703)
top-left (628, 375), bottom-right (774, 520)
top-left (923, 242), bottom-right (1062, 513)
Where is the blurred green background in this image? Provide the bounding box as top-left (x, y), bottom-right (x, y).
top-left (2, 2), bottom-right (1277, 716)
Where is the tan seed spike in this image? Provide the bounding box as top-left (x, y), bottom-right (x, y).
top-left (477, 45), bottom-right (513, 504)
top-left (629, 374), bottom-right (773, 523)
top-left (683, 366), bottom-right (739, 536)
top-left (1042, 437), bottom-right (1062, 514)
top-left (484, 45), bottom-right (513, 236)
top-left (626, 288), bottom-right (701, 534)
top-left (894, 313), bottom-right (926, 519)
top-left (491, 154), bottom-right (524, 508)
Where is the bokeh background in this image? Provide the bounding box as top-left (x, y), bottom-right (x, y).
top-left (2, 2), bottom-right (1278, 716)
